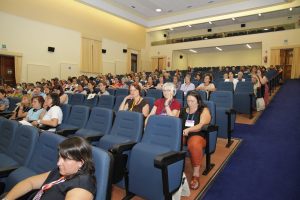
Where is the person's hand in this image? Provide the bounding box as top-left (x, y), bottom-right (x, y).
top-left (165, 94), bottom-right (172, 106)
top-left (31, 121), bottom-right (39, 127)
top-left (183, 128), bottom-right (190, 136)
top-left (124, 94), bottom-right (133, 100)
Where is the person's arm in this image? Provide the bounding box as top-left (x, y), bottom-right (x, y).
top-left (183, 108), bottom-right (211, 136)
top-left (261, 76), bottom-right (268, 84)
top-left (60, 94), bottom-right (68, 104)
top-left (5, 172), bottom-right (50, 200)
top-left (17, 106), bottom-right (28, 119)
top-left (145, 105), bottom-right (157, 126)
top-left (0, 104), bottom-right (6, 111)
top-left (119, 95), bottom-right (131, 111)
top-left (65, 188), bottom-right (93, 200)
top-left (207, 84), bottom-right (216, 92)
top-left (164, 104), bottom-right (179, 117)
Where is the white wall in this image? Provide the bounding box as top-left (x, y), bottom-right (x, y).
top-left (102, 38), bottom-right (127, 75)
top-left (0, 11), bottom-right (81, 82)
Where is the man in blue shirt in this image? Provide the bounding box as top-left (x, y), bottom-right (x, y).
top-left (0, 89), bottom-right (9, 112)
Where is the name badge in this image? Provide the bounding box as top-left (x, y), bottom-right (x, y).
top-left (185, 120), bottom-right (195, 127)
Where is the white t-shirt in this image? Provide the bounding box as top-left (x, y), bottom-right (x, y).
top-left (42, 106), bottom-right (63, 131)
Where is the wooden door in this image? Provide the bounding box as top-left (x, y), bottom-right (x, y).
top-left (0, 55), bottom-right (16, 86)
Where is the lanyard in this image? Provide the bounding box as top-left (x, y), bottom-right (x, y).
top-left (187, 113), bottom-right (195, 120)
top-left (33, 176), bottom-right (65, 200)
top-left (130, 97), bottom-right (140, 111)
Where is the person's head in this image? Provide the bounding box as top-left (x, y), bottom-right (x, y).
top-left (57, 137), bottom-right (95, 178)
top-left (257, 68), bottom-right (264, 77)
top-left (196, 73), bottom-right (201, 81)
top-left (33, 85), bottom-right (43, 95)
top-left (204, 73), bottom-right (213, 84)
top-left (31, 96), bottom-right (44, 109)
top-left (43, 86), bottom-right (51, 95)
top-left (77, 84), bottom-right (84, 92)
top-left (45, 93), bottom-right (60, 107)
top-left (21, 95), bottom-right (31, 106)
top-left (53, 85), bottom-right (64, 96)
top-left (129, 83), bottom-right (142, 98)
top-left (186, 90), bottom-right (205, 110)
top-left (98, 81), bottom-right (107, 91)
top-left (251, 66), bottom-right (257, 74)
top-left (251, 75), bottom-right (258, 84)
top-left (0, 89), bottom-right (6, 99)
top-left (173, 75), bottom-right (179, 84)
top-left (162, 82), bottom-right (176, 98)
top-left (228, 71), bottom-right (234, 79)
top-left (184, 74), bottom-right (191, 84)
top-left (147, 76), bottom-right (153, 85)
top-left (159, 76), bottom-right (164, 83)
top-left (223, 73), bottom-right (229, 80)
top-left (134, 76), bottom-right (140, 83)
top-left (237, 71), bottom-right (244, 80)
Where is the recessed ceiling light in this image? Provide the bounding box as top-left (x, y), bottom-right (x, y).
top-left (216, 47), bottom-right (223, 51)
top-left (232, 17), bottom-right (235, 21)
top-left (246, 44), bottom-right (252, 49)
top-left (155, 8), bottom-right (162, 12)
top-left (187, 5), bottom-right (193, 8)
top-left (131, 5), bottom-right (135, 9)
top-left (258, 13), bottom-right (262, 16)
top-left (187, 25), bottom-right (192, 28)
top-left (169, 28), bottom-right (174, 31)
top-left (289, 7), bottom-right (293, 11)
top-left (189, 49), bottom-right (197, 53)
top-left (209, 21), bottom-right (212, 24)
top-left (264, 28), bottom-right (269, 31)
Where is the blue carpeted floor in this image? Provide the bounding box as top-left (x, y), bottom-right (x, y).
top-left (202, 79), bottom-right (300, 200)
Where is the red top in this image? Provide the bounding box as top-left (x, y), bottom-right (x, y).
top-left (154, 98), bottom-right (181, 115)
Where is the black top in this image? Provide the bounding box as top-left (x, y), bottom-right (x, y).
top-left (29, 168), bottom-right (96, 200)
top-left (126, 98), bottom-right (148, 113)
top-left (15, 105), bottom-right (31, 118)
top-left (180, 107), bottom-right (206, 139)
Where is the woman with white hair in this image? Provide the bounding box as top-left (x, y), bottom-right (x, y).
top-left (146, 82), bottom-right (181, 124)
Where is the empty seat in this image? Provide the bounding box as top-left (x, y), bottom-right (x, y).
top-left (234, 81), bottom-right (254, 118)
top-left (210, 91), bottom-right (235, 147)
top-left (113, 95), bottom-right (126, 112)
top-left (4, 132), bottom-right (65, 191)
top-left (69, 93), bottom-right (85, 105)
top-left (60, 104), bottom-right (71, 123)
top-left (197, 90), bottom-right (207, 101)
top-left (74, 107), bottom-right (113, 142)
top-left (0, 118), bottom-right (18, 154)
top-left (146, 89), bottom-right (163, 100)
top-left (115, 88), bottom-right (129, 96)
top-left (175, 90), bottom-right (184, 101)
top-left (56, 105), bottom-right (90, 136)
top-left (107, 88), bottom-right (116, 96)
top-left (217, 81), bottom-right (234, 92)
top-left (97, 95), bottom-right (115, 109)
top-left (124, 115), bottom-right (185, 200)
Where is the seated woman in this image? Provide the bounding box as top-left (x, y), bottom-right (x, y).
top-left (119, 83), bottom-right (150, 118)
top-left (53, 85), bottom-right (68, 104)
top-left (225, 71), bottom-right (238, 91)
top-left (180, 91), bottom-right (211, 190)
top-left (196, 73), bottom-right (216, 94)
top-left (9, 95), bottom-right (31, 120)
top-left (32, 93), bottom-right (63, 131)
top-left (146, 82), bottom-right (181, 124)
top-left (3, 136), bottom-right (96, 200)
top-left (20, 96), bottom-right (45, 124)
top-left (97, 81), bottom-right (110, 96)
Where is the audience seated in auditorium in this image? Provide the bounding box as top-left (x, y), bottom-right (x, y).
top-left (98, 81), bottom-right (109, 96)
top-left (119, 83), bottom-right (150, 117)
top-left (146, 82), bottom-right (181, 124)
top-left (180, 91), bottom-right (211, 190)
top-left (53, 85), bottom-right (69, 104)
top-left (196, 73), bottom-right (216, 92)
top-left (180, 74), bottom-right (195, 96)
top-left (32, 93), bottom-right (63, 131)
top-left (9, 94), bottom-right (31, 120)
top-left (0, 89), bottom-right (9, 112)
top-left (2, 137), bottom-right (96, 200)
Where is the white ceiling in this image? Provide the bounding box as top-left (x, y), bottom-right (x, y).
top-left (78, 0), bottom-right (292, 28)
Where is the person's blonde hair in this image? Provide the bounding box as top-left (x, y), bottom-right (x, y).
top-left (162, 82), bottom-right (176, 96)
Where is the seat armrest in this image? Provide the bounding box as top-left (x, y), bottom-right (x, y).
top-left (85, 135), bottom-right (104, 143)
top-left (109, 141), bottom-right (137, 154)
top-left (201, 124), bottom-right (218, 133)
top-left (0, 166), bottom-right (19, 178)
top-left (154, 151), bottom-right (186, 169)
top-left (225, 108), bottom-right (236, 115)
top-left (56, 128), bottom-right (79, 137)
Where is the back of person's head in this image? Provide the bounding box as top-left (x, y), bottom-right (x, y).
top-left (58, 137), bottom-right (95, 179)
top-left (0, 89), bottom-right (6, 96)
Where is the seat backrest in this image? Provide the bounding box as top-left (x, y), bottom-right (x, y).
top-left (84, 95), bottom-right (99, 108)
top-left (93, 147), bottom-right (113, 200)
top-left (115, 88), bottom-right (129, 96)
top-left (210, 91), bottom-right (233, 109)
top-left (204, 100), bottom-right (216, 125)
top-left (142, 115), bottom-right (182, 151)
top-left (7, 97), bottom-right (22, 111)
top-left (175, 90), bottom-right (184, 101)
top-left (85, 107), bottom-right (113, 135)
top-left (235, 81), bottom-right (254, 93)
top-left (217, 81), bottom-right (234, 92)
top-left (109, 111), bottom-right (143, 141)
top-left (107, 88), bottom-right (116, 96)
top-left (60, 104), bottom-right (71, 123)
top-left (146, 89), bottom-right (163, 100)
top-left (197, 90), bottom-right (207, 101)
top-left (97, 95), bottom-right (115, 109)
top-left (28, 132), bottom-right (65, 173)
top-left (7, 125), bottom-right (39, 166)
top-left (113, 95), bottom-right (126, 112)
top-left (143, 97), bottom-right (155, 110)
top-left (65, 105), bottom-right (90, 128)
top-left (69, 93), bottom-right (85, 105)
top-left (0, 118), bottom-right (18, 153)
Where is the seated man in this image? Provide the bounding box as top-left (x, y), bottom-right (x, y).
top-left (0, 89), bottom-right (9, 112)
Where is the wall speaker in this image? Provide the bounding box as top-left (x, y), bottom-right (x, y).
top-left (179, 55), bottom-right (183, 59)
top-left (241, 23), bottom-right (246, 28)
top-left (48, 47), bottom-right (55, 52)
top-left (123, 49), bottom-right (127, 53)
top-left (102, 49), bottom-right (106, 54)
top-left (207, 28), bottom-right (212, 32)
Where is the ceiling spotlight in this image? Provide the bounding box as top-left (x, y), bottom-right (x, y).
top-left (189, 49), bottom-right (197, 53)
top-left (232, 17), bottom-right (235, 21)
top-left (155, 8), bottom-right (162, 12)
top-left (188, 25), bottom-right (192, 28)
top-left (209, 21), bottom-right (212, 24)
top-left (258, 13), bottom-right (262, 16)
top-left (246, 44), bottom-right (252, 49)
top-left (264, 28), bottom-right (269, 31)
top-left (289, 7), bottom-right (293, 11)
top-left (216, 47), bottom-right (223, 51)
top-left (169, 28), bottom-right (174, 31)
